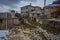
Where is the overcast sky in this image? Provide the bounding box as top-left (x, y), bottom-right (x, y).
top-left (0, 0), bottom-right (55, 13)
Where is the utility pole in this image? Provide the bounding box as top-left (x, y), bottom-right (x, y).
top-left (44, 0), bottom-right (46, 16)
top-left (6, 13), bottom-right (7, 30)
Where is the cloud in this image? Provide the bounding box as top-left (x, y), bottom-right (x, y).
top-left (0, 0), bottom-right (19, 8)
top-left (0, 4), bottom-right (11, 12)
top-left (0, 0), bottom-right (36, 8)
top-left (32, 0), bottom-right (44, 8)
top-left (0, 0), bottom-right (37, 12)
top-left (0, 0), bottom-right (55, 12)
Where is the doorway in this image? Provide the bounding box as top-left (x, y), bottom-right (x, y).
top-left (0, 19), bottom-right (2, 29)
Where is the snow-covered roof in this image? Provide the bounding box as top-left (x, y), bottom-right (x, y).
top-left (47, 4), bottom-right (60, 7)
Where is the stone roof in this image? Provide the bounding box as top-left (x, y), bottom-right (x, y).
top-left (21, 4), bottom-right (42, 9)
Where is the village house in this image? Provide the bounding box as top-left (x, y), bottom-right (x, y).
top-left (0, 13), bottom-right (12, 30)
top-left (45, 4), bottom-right (60, 29)
top-left (10, 10), bottom-right (20, 25)
top-left (0, 12), bottom-right (20, 30)
top-left (21, 4), bottom-right (42, 22)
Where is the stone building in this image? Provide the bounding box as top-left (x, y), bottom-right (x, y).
top-left (0, 13), bottom-right (12, 30)
top-left (0, 12), bottom-right (20, 30)
top-left (45, 4), bottom-right (60, 18)
top-left (45, 4), bottom-right (60, 29)
top-left (10, 10), bottom-right (20, 25)
top-left (21, 4), bottom-right (42, 22)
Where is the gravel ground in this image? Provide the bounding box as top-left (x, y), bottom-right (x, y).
top-left (9, 27), bottom-right (42, 40)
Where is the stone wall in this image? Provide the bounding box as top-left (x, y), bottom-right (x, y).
top-left (1, 19), bottom-right (12, 30)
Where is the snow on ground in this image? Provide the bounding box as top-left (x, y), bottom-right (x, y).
top-left (0, 30), bottom-right (9, 40)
